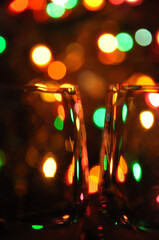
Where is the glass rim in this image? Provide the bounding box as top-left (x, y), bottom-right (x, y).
top-left (0, 82), bottom-right (77, 95)
top-left (108, 83), bottom-right (159, 93)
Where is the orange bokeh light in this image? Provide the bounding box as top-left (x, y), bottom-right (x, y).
top-left (48, 61), bottom-right (66, 80)
top-left (89, 165), bottom-right (100, 194)
top-left (9, 0), bottom-right (28, 13)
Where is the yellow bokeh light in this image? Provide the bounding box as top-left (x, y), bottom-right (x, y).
top-left (54, 93), bottom-right (62, 101)
top-left (48, 61), bottom-right (66, 80)
top-left (76, 117), bottom-right (80, 131)
top-left (43, 157), bottom-right (57, 177)
top-left (136, 75), bottom-right (155, 85)
top-left (31, 45), bottom-right (52, 67)
top-left (140, 111), bottom-right (154, 129)
top-left (98, 33), bottom-right (118, 53)
top-left (83, 0), bottom-right (105, 11)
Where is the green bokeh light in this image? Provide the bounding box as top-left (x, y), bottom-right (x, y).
top-left (116, 32), bottom-right (133, 52)
top-left (122, 104), bottom-right (128, 123)
top-left (32, 225), bottom-right (44, 230)
top-left (46, 3), bottom-right (65, 18)
top-left (135, 28), bottom-right (152, 46)
top-left (133, 162), bottom-right (142, 182)
top-left (65, 0), bottom-right (78, 9)
top-left (93, 108), bottom-right (106, 129)
top-left (70, 108), bottom-right (74, 123)
top-left (0, 36), bottom-right (7, 54)
top-left (54, 116), bottom-right (64, 130)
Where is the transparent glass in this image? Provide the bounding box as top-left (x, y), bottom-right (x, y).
top-left (0, 82), bottom-right (89, 239)
top-left (98, 84), bottom-right (159, 239)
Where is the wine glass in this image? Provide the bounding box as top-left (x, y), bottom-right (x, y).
top-left (0, 82), bottom-right (89, 240)
top-left (98, 83), bottom-right (159, 239)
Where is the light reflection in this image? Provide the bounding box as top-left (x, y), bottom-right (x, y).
top-left (117, 155), bottom-right (128, 182)
top-left (108, 0), bottom-right (125, 5)
top-left (58, 105), bottom-right (65, 121)
top-left (140, 111), bottom-right (154, 129)
top-left (132, 162), bottom-right (142, 182)
top-left (93, 108), bottom-right (106, 129)
top-left (43, 157), bottom-right (57, 178)
top-left (89, 165), bottom-right (100, 194)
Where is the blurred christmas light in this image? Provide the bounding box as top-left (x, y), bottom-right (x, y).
top-left (43, 157), bottom-right (57, 177)
top-left (0, 36), bottom-right (7, 54)
top-left (135, 29), bottom-right (152, 46)
top-left (89, 165), bottom-right (100, 194)
top-left (140, 111), bottom-right (154, 129)
top-left (48, 61), bottom-right (66, 80)
top-left (98, 33), bottom-right (118, 53)
top-left (147, 93), bottom-right (159, 108)
top-left (93, 108), bottom-right (106, 128)
top-left (64, 0), bottom-right (78, 9)
top-left (132, 162), bottom-right (142, 182)
top-left (156, 30), bottom-right (159, 45)
top-left (31, 45), bottom-right (52, 67)
top-left (98, 49), bottom-right (126, 65)
top-left (54, 116), bottom-right (64, 130)
top-left (32, 225), bottom-right (44, 230)
top-left (9, 0), bottom-right (28, 13)
top-left (108, 0), bottom-right (125, 5)
top-left (116, 32), bottom-right (133, 52)
top-left (28, 0), bottom-right (46, 11)
top-left (46, 2), bottom-right (65, 18)
top-left (83, 0), bottom-right (105, 11)
top-left (136, 75), bottom-right (155, 85)
top-left (58, 105), bottom-right (65, 121)
top-left (125, 0), bottom-right (143, 5)
top-left (33, 9), bottom-right (49, 22)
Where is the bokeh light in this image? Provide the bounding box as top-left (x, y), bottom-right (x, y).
top-left (43, 157), bottom-right (57, 178)
top-left (98, 49), bottom-right (126, 65)
top-left (46, 2), bottom-right (65, 18)
top-left (89, 165), bottom-right (100, 194)
top-left (31, 45), bottom-right (52, 67)
top-left (65, 0), bottom-right (78, 9)
top-left (32, 225), bottom-right (44, 230)
top-left (83, 0), bottom-right (105, 11)
top-left (48, 61), bottom-right (66, 80)
top-left (0, 150), bottom-right (6, 168)
top-left (117, 155), bottom-right (128, 183)
top-left (64, 42), bottom-right (84, 72)
top-left (93, 108), bottom-right (106, 128)
top-left (140, 111), bottom-right (154, 129)
top-left (28, 0), bottom-right (45, 11)
top-left (98, 33), bottom-right (118, 53)
top-left (135, 28), bottom-right (152, 47)
top-left (132, 162), bottom-right (142, 182)
top-left (108, 0), bottom-right (125, 5)
top-left (122, 104), bottom-right (128, 123)
top-left (125, 0), bottom-right (143, 5)
top-left (54, 116), bottom-right (64, 130)
top-left (116, 32), bottom-right (133, 52)
top-left (148, 93), bottom-right (159, 108)
top-left (9, 0), bottom-right (28, 13)
top-left (136, 75), bottom-right (155, 85)
top-left (0, 36), bottom-right (7, 54)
